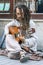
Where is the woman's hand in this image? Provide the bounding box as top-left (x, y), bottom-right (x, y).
top-left (28, 28), bottom-right (35, 34)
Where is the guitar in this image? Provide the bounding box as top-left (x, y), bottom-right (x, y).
top-left (9, 26), bottom-right (24, 44)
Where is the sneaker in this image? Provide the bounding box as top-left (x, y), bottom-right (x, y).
top-left (20, 50), bottom-right (28, 63)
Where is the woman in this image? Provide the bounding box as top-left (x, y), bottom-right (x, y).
top-left (4, 3), bottom-right (39, 62)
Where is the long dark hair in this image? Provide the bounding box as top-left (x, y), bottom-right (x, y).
top-left (14, 3), bottom-right (31, 28)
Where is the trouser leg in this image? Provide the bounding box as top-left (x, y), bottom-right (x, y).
top-left (7, 51), bottom-right (20, 60)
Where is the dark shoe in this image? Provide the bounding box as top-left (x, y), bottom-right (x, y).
top-left (20, 56), bottom-right (28, 63)
top-left (20, 51), bottom-right (28, 63)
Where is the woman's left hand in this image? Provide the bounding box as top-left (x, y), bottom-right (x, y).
top-left (28, 28), bottom-right (35, 34)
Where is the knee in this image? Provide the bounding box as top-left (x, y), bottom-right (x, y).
top-left (6, 34), bottom-right (12, 39)
top-left (29, 38), bottom-right (37, 48)
top-left (6, 34), bottom-right (13, 42)
top-left (25, 38), bottom-right (36, 48)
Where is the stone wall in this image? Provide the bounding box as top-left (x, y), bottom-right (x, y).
top-left (35, 21), bottom-right (43, 51)
top-left (0, 19), bottom-right (12, 37)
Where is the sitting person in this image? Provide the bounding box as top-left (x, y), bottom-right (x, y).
top-left (4, 3), bottom-right (39, 62)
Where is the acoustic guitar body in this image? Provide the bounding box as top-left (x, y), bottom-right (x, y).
top-left (9, 26), bottom-right (24, 44)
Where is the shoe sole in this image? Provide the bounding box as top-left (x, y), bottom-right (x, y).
top-left (20, 57), bottom-right (28, 63)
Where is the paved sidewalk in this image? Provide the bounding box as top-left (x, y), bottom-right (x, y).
top-left (0, 56), bottom-right (43, 65)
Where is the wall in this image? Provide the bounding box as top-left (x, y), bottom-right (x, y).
top-left (34, 20), bottom-right (43, 51)
top-left (0, 19), bottom-right (11, 37)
